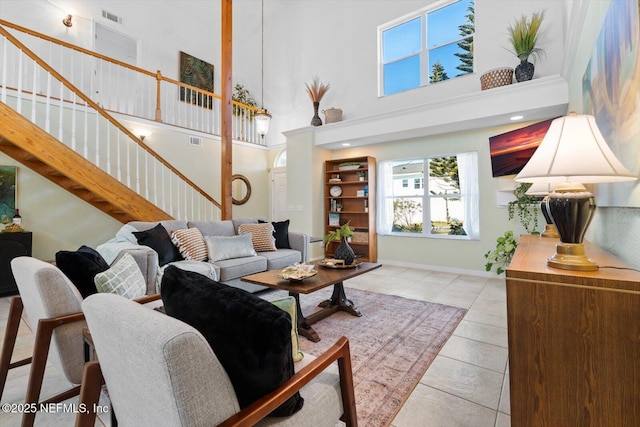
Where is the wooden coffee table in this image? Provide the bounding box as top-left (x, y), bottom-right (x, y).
top-left (242, 260), bottom-right (381, 342)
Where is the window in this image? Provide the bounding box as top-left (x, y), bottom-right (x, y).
top-left (402, 179), bottom-right (408, 188)
top-left (380, 0), bottom-right (475, 96)
top-left (377, 152), bottom-right (479, 239)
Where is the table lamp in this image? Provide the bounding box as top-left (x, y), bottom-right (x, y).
top-left (515, 113), bottom-right (637, 271)
top-left (524, 182), bottom-right (558, 238)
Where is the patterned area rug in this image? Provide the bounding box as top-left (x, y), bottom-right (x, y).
top-left (292, 287), bottom-right (466, 427)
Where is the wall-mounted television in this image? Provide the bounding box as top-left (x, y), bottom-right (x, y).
top-left (489, 118), bottom-right (557, 177)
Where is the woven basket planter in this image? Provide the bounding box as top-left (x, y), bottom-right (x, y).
top-left (480, 67), bottom-right (514, 90)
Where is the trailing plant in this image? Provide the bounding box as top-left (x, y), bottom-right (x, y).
top-left (507, 182), bottom-right (540, 234)
top-left (508, 11), bottom-right (545, 62)
top-left (323, 221), bottom-right (354, 250)
top-left (484, 230), bottom-right (517, 275)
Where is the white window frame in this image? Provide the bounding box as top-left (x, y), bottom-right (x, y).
top-left (378, 0), bottom-right (475, 96)
top-left (377, 152), bottom-right (479, 240)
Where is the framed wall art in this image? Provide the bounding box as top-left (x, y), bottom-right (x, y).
top-left (179, 51), bottom-right (214, 108)
top-left (0, 165), bottom-right (17, 225)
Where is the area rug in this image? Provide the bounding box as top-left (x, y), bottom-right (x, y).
top-left (277, 287), bottom-right (467, 427)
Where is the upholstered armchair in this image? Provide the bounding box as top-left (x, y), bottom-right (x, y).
top-left (77, 293), bottom-right (357, 427)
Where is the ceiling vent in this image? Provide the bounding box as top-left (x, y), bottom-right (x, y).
top-left (102, 10), bottom-right (123, 24)
top-left (189, 136), bottom-right (203, 147)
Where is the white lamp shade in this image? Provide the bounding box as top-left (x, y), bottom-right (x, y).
top-left (254, 108), bottom-right (271, 137)
top-left (515, 114), bottom-right (637, 184)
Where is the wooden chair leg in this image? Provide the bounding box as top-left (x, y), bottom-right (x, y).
top-left (75, 361), bottom-right (104, 427)
top-left (337, 339), bottom-right (358, 427)
top-left (21, 319), bottom-right (56, 427)
top-left (0, 296), bottom-right (30, 400)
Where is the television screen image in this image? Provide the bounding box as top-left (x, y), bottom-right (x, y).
top-left (489, 118), bottom-right (556, 177)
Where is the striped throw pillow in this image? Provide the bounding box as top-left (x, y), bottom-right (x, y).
top-left (238, 223), bottom-right (277, 252)
top-left (171, 228), bottom-right (208, 261)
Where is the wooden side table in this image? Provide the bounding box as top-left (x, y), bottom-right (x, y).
top-left (0, 231), bottom-right (33, 296)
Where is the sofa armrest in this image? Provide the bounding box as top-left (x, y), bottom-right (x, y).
top-left (116, 247), bottom-right (159, 295)
top-left (288, 232), bottom-right (310, 263)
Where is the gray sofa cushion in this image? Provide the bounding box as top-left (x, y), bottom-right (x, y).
top-left (189, 220), bottom-right (235, 237)
top-left (259, 249), bottom-right (302, 270)
top-left (214, 255), bottom-right (267, 281)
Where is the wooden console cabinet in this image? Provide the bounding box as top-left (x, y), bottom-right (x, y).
top-left (506, 235), bottom-right (640, 426)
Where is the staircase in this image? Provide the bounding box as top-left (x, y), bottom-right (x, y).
top-left (0, 102), bottom-right (169, 223)
top-left (0, 21), bottom-right (247, 223)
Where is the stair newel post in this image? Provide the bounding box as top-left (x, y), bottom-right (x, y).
top-left (155, 70), bottom-right (162, 122)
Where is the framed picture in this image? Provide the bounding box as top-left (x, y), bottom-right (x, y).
top-left (179, 51), bottom-right (214, 108)
top-left (0, 165), bottom-right (17, 225)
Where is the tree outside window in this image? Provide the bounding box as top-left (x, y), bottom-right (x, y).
top-left (381, 0), bottom-right (475, 95)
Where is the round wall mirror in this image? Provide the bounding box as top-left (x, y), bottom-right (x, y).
top-left (231, 174), bottom-right (252, 205)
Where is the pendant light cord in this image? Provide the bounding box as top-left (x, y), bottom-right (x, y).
top-left (261, 0), bottom-right (265, 108)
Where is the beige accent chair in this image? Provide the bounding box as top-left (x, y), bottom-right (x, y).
top-left (77, 293), bottom-right (357, 427)
top-left (0, 257), bottom-right (159, 426)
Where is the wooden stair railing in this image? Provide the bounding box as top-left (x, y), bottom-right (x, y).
top-left (0, 22), bottom-right (223, 222)
top-left (0, 102), bottom-right (170, 223)
top-left (0, 19), bottom-right (262, 145)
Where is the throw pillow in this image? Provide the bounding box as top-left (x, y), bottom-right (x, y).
top-left (94, 253), bottom-right (146, 299)
top-left (55, 245), bottom-right (110, 298)
top-left (238, 223), bottom-right (277, 252)
top-left (205, 234), bottom-right (256, 262)
top-left (259, 219), bottom-right (291, 249)
top-left (171, 228), bottom-right (208, 262)
top-left (271, 296), bottom-right (304, 362)
top-left (132, 223), bottom-right (182, 266)
top-left (160, 266), bottom-right (304, 416)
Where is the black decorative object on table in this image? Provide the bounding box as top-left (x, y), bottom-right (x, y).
top-left (334, 237), bottom-right (355, 266)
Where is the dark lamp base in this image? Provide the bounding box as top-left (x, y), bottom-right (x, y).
top-left (547, 242), bottom-right (598, 271)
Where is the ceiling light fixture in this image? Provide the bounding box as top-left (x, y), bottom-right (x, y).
top-left (254, 0), bottom-right (271, 140)
top-left (510, 115), bottom-right (524, 121)
top-left (62, 14), bottom-right (73, 27)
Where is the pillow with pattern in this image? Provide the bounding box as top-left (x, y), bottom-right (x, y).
top-left (94, 253), bottom-right (146, 299)
top-left (238, 222), bottom-right (277, 252)
top-left (171, 228), bottom-right (208, 261)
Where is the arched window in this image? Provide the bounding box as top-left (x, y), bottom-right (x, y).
top-left (274, 149), bottom-right (287, 168)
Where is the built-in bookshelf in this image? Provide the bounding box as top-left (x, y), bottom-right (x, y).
top-left (324, 156), bottom-right (377, 262)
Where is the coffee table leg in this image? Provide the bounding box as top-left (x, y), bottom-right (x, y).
top-left (290, 292), bottom-right (321, 343)
top-left (317, 282), bottom-right (363, 317)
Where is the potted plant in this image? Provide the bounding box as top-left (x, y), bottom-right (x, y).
top-left (324, 221), bottom-right (355, 265)
top-left (356, 171), bottom-right (366, 181)
top-left (484, 183), bottom-right (541, 274)
top-left (484, 230), bottom-right (518, 275)
top-left (508, 11), bottom-right (545, 82)
top-left (305, 77), bottom-right (330, 126)
top-left (232, 84), bottom-right (256, 119)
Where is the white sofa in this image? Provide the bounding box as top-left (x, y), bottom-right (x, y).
top-left (97, 217), bottom-right (310, 294)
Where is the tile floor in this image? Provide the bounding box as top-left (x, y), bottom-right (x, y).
top-left (0, 264), bottom-right (510, 426)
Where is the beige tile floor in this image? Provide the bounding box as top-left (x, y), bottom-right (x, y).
top-left (0, 264), bottom-right (510, 426)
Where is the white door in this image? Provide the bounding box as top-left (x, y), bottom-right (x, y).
top-left (272, 169), bottom-right (287, 220)
top-left (94, 23), bottom-right (139, 113)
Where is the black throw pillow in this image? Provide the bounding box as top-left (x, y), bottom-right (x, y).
top-left (56, 245), bottom-right (109, 298)
top-left (132, 223), bottom-right (182, 266)
top-left (259, 219), bottom-right (291, 249)
top-left (160, 266), bottom-right (303, 416)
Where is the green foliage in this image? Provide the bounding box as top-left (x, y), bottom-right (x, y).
top-left (508, 11), bottom-right (545, 62)
top-left (448, 219), bottom-right (467, 236)
top-left (323, 221), bottom-right (354, 249)
top-left (393, 199), bottom-right (422, 232)
top-left (232, 84), bottom-right (256, 117)
top-left (430, 61), bottom-right (450, 83)
top-left (455, 1), bottom-right (475, 74)
top-left (484, 231), bottom-right (517, 275)
top-left (507, 182), bottom-right (540, 235)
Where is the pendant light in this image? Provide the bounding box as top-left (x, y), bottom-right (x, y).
top-left (254, 0), bottom-right (271, 139)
